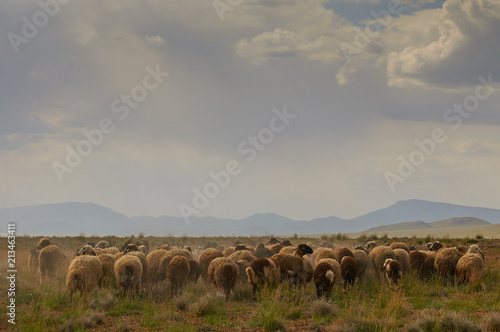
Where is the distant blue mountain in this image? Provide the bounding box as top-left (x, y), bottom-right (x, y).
top-left (0, 199), bottom-right (499, 236)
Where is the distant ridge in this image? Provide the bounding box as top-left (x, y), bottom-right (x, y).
top-left (1, 199), bottom-right (500, 236)
top-left (365, 217), bottom-right (491, 234)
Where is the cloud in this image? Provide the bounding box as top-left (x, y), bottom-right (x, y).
top-left (145, 35), bottom-right (165, 46)
top-left (387, 0), bottom-right (500, 88)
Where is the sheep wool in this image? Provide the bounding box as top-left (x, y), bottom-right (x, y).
top-left (207, 257), bottom-right (239, 301)
top-left (38, 244), bottom-right (67, 284)
top-left (166, 255), bottom-right (190, 296)
top-left (66, 255), bottom-right (102, 302)
top-left (115, 255), bottom-right (143, 293)
top-left (456, 252), bottom-right (485, 286)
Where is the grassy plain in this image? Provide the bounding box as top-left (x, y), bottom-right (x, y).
top-left (1, 235), bottom-right (499, 331)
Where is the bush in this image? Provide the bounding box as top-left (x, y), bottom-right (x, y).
top-left (475, 234), bottom-right (484, 240)
top-left (193, 294), bottom-right (225, 317)
top-left (310, 300), bottom-right (338, 318)
top-left (439, 313), bottom-right (481, 332)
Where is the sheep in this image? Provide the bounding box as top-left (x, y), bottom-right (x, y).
top-left (124, 245), bottom-right (149, 284)
top-left (393, 249), bottom-right (409, 272)
top-left (114, 254), bottom-right (143, 294)
top-left (228, 250), bottom-right (256, 264)
top-left (95, 240), bottom-right (110, 249)
top-left (312, 248), bottom-right (338, 267)
top-left (368, 246), bottom-right (396, 278)
top-left (267, 238), bottom-right (281, 245)
top-left (36, 237), bottom-right (52, 250)
top-left (334, 247), bottom-right (354, 264)
top-left (105, 247), bottom-right (120, 255)
top-left (29, 248), bottom-right (39, 274)
top-left (270, 244), bottom-right (314, 286)
top-left (340, 256), bottom-right (357, 291)
top-left (255, 243), bottom-right (274, 258)
top-left (76, 245), bottom-right (97, 256)
top-left (138, 245), bottom-right (148, 255)
top-left (223, 247), bottom-right (235, 257)
top-left (235, 259), bottom-right (252, 283)
top-left (158, 249), bottom-right (193, 281)
top-left (98, 254), bottom-right (116, 287)
top-left (188, 259), bottom-right (201, 282)
top-left (383, 258), bottom-right (402, 287)
top-left (456, 246), bottom-right (485, 286)
top-left (468, 244), bottom-right (485, 260)
top-left (352, 249), bottom-right (368, 279)
top-left (166, 255), bottom-right (190, 296)
top-left (316, 258), bottom-right (342, 288)
top-left (365, 241), bottom-right (378, 253)
top-left (430, 241), bottom-right (461, 285)
top-left (199, 248), bottom-right (224, 282)
top-left (66, 255), bottom-right (102, 303)
top-left (389, 242), bottom-right (410, 253)
top-left (207, 257), bottom-right (239, 301)
top-left (38, 244), bottom-right (67, 284)
top-left (269, 240), bottom-right (293, 254)
top-left (409, 250), bottom-right (432, 280)
top-left (313, 261), bottom-right (335, 299)
top-left (279, 246), bottom-right (297, 255)
top-left (246, 258), bottom-right (279, 301)
top-left (146, 249), bottom-right (168, 282)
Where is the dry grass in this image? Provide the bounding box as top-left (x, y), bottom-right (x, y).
top-left (0, 235), bottom-right (499, 331)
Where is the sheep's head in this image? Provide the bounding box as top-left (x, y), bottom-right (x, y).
top-left (76, 245), bottom-right (96, 256)
top-left (468, 245), bottom-right (481, 254)
top-left (354, 245), bottom-right (367, 253)
top-left (429, 241), bottom-right (443, 252)
top-left (383, 258), bottom-right (394, 269)
top-left (365, 241), bottom-right (378, 252)
top-left (184, 246), bottom-right (192, 253)
top-left (120, 239), bottom-right (134, 251)
top-left (257, 243), bottom-right (265, 250)
top-left (95, 241), bottom-right (110, 249)
top-left (36, 238), bottom-right (52, 250)
top-left (282, 240), bottom-right (293, 247)
top-left (235, 244), bottom-right (249, 252)
top-left (296, 244), bottom-right (313, 256)
top-left (267, 238), bottom-right (281, 245)
top-left (123, 243), bottom-right (139, 254)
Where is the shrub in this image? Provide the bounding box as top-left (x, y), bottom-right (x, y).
top-left (483, 314), bottom-right (500, 332)
top-left (439, 313), bottom-right (481, 332)
top-left (475, 234), bottom-right (484, 240)
top-left (193, 294), bottom-right (225, 317)
top-left (310, 299), bottom-right (338, 318)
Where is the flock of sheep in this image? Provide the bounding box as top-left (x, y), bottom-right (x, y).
top-left (28, 237), bottom-right (487, 303)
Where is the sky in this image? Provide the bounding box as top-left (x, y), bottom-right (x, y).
top-left (1, 0), bottom-right (499, 221)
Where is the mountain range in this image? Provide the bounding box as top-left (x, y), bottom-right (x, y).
top-left (1, 199), bottom-right (499, 236)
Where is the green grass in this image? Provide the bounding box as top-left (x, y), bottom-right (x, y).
top-left (4, 235), bottom-right (500, 331)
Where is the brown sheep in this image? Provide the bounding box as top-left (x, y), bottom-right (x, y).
top-left (36, 238), bottom-right (52, 250)
top-left (38, 244), bottom-right (67, 284)
top-left (313, 261), bottom-right (335, 299)
top-left (279, 246), bottom-right (297, 254)
top-left (430, 241), bottom-right (461, 285)
top-left (255, 244), bottom-right (274, 258)
top-left (235, 259), bottom-right (252, 283)
top-left (98, 254), bottom-right (116, 287)
top-left (352, 249), bottom-right (368, 279)
top-left (369, 246), bottom-right (396, 278)
top-left (207, 257), bottom-right (239, 301)
top-left (157, 248), bottom-right (193, 281)
top-left (334, 247), bottom-right (354, 264)
top-left (393, 249), bottom-right (409, 272)
top-left (365, 241), bottom-right (378, 253)
top-left (389, 242), bottom-right (410, 253)
top-left (188, 259), bottom-right (201, 282)
top-left (317, 258), bottom-right (342, 287)
top-left (223, 247), bottom-right (235, 257)
top-left (66, 255), bottom-right (102, 303)
top-left (313, 248), bottom-right (338, 266)
top-left (456, 246), bottom-right (485, 286)
top-left (124, 249), bottom-right (148, 285)
top-left (29, 248), bottom-right (39, 274)
top-left (228, 250), bottom-right (256, 264)
top-left (146, 249), bottom-right (168, 282)
top-left (340, 256), bottom-right (357, 290)
top-left (115, 255), bottom-right (143, 294)
top-left (246, 258), bottom-right (279, 301)
top-left (384, 258), bottom-right (402, 287)
top-left (199, 248), bottom-right (224, 282)
top-left (95, 241), bottom-right (110, 249)
top-left (271, 244), bottom-right (314, 286)
top-left (409, 250), bottom-right (427, 279)
top-left (166, 255), bottom-right (190, 296)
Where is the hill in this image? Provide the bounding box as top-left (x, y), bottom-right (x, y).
top-left (1, 200), bottom-right (500, 236)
